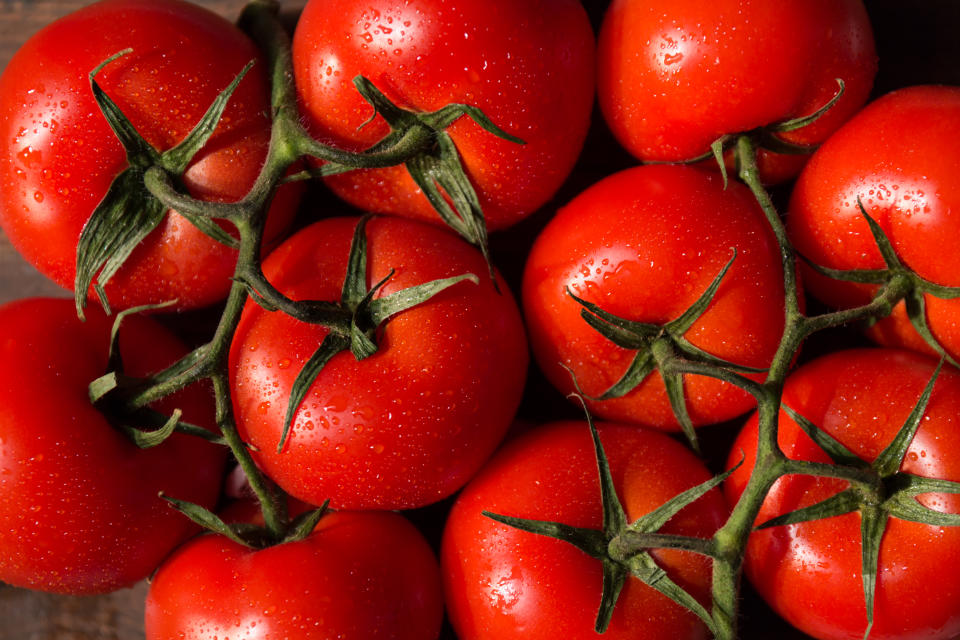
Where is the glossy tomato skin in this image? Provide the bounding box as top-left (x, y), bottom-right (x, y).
top-left (726, 349), bottom-right (960, 640)
top-left (0, 298), bottom-right (224, 595)
top-left (145, 510), bottom-right (443, 640)
top-left (229, 216), bottom-right (528, 510)
top-left (442, 420), bottom-right (728, 639)
top-left (292, 0), bottom-right (595, 230)
top-left (0, 0), bottom-right (298, 311)
top-left (789, 86), bottom-right (960, 361)
top-left (597, 0), bottom-right (876, 184)
top-left (522, 164), bottom-right (786, 431)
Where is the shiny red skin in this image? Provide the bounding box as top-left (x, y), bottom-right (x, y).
top-left (0, 298), bottom-right (224, 595)
top-left (597, 0), bottom-right (876, 184)
top-left (726, 349), bottom-right (960, 640)
top-left (229, 216), bottom-right (528, 510)
top-left (522, 165), bottom-right (786, 431)
top-left (442, 421), bottom-right (728, 639)
top-left (145, 510), bottom-right (444, 640)
top-left (0, 0), bottom-right (298, 311)
top-left (292, 0), bottom-right (595, 230)
top-left (789, 85), bottom-right (960, 361)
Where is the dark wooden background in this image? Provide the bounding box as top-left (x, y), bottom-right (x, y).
top-left (0, 1), bottom-right (959, 639)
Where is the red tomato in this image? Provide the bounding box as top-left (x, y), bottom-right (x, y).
top-left (597, 0), bottom-right (877, 184)
top-left (789, 85), bottom-right (960, 361)
top-left (726, 349), bottom-right (960, 640)
top-left (0, 0), bottom-right (298, 312)
top-left (292, 0), bottom-right (595, 230)
top-left (522, 165), bottom-right (786, 431)
top-left (228, 216), bottom-right (528, 510)
top-left (442, 420), bottom-right (728, 639)
top-left (0, 297), bottom-right (224, 595)
top-left (145, 510), bottom-right (443, 640)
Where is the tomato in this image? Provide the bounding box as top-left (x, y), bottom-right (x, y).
top-left (726, 349), bottom-right (960, 640)
top-left (0, 297), bottom-right (224, 595)
top-left (0, 0), bottom-right (298, 312)
top-left (228, 216), bottom-right (528, 510)
top-left (291, 0), bottom-right (595, 231)
top-left (522, 164), bottom-right (786, 431)
top-left (442, 420), bottom-right (728, 639)
top-left (145, 509), bottom-right (443, 640)
top-left (596, 0), bottom-right (877, 184)
top-left (788, 85), bottom-right (960, 361)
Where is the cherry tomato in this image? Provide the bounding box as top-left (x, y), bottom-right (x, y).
top-left (788, 85), bottom-right (960, 361)
top-left (442, 420), bottom-right (728, 639)
top-left (145, 510), bottom-right (443, 640)
top-left (292, 0), bottom-right (595, 230)
top-left (228, 216), bottom-right (528, 510)
top-left (0, 0), bottom-right (298, 312)
top-left (0, 297), bottom-right (224, 595)
top-left (726, 349), bottom-right (960, 640)
top-left (597, 0), bottom-right (877, 183)
top-left (522, 164), bottom-right (786, 431)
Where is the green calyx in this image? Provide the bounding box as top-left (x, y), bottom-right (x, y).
top-left (568, 249), bottom-right (765, 452)
top-left (293, 76), bottom-right (523, 285)
top-left (484, 395), bottom-right (731, 635)
top-left (800, 198), bottom-right (960, 368)
top-left (87, 302), bottom-right (225, 450)
top-left (760, 360), bottom-right (960, 640)
top-left (162, 494), bottom-right (332, 550)
top-left (263, 215), bottom-right (478, 454)
top-left (76, 50), bottom-right (250, 319)
top-left (675, 78), bottom-right (846, 188)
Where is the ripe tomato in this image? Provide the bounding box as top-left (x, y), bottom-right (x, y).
top-left (0, 0), bottom-right (298, 312)
top-left (522, 164), bottom-right (786, 431)
top-left (291, 0), bottom-right (595, 230)
top-left (0, 297), bottom-right (224, 595)
top-left (726, 349), bottom-right (960, 640)
top-left (228, 216), bottom-right (528, 510)
top-left (597, 0), bottom-right (877, 183)
top-left (145, 510), bottom-right (443, 640)
top-left (442, 420), bottom-right (728, 639)
top-left (788, 85), bottom-right (960, 361)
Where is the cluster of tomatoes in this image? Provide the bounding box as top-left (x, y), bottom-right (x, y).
top-left (1, 0), bottom-right (960, 639)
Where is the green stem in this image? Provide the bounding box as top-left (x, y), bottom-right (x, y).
top-left (610, 531), bottom-right (718, 559)
top-left (238, 0), bottom-right (437, 170)
top-left (211, 368), bottom-right (288, 539)
top-left (701, 137), bottom-right (918, 640)
top-left (735, 135), bottom-right (800, 324)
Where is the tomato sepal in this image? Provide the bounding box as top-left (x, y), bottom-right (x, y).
top-left (303, 76), bottom-right (523, 284)
top-left (484, 394), bottom-right (724, 635)
top-left (88, 369), bottom-right (224, 448)
top-left (76, 51), bottom-right (259, 319)
top-left (782, 405), bottom-right (865, 468)
top-left (275, 216), bottom-right (479, 452)
top-left (161, 494), bottom-right (271, 549)
top-left (280, 500), bottom-right (332, 545)
top-left (756, 361), bottom-right (960, 640)
top-left (568, 249), bottom-right (765, 450)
